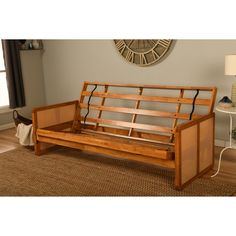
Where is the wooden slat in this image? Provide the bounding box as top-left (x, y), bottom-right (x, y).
top-left (85, 81), bottom-right (216, 91)
top-left (80, 82), bottom-right (88, 103)
top-left (72, 81), bottom-right (88, 132)
top-left (81, 124), bottom-right (172, 144)
top-left (81, 91), bottom-right (210, 106)
top-left (82, 116), bottom-right (173, 134)
top-left (71, 101), bottom-right (80, 132)
top-left (129, 87), bottom-right (143, 136)
top-left (79, 103), bottom-right (202, 120)
top-left (208, 87), bottom-right (217, 113)
top-left (95, 85), bottom-right (108, 130)
top-left (37, 135), bottom-right (175, 169)
top-left (170, 89), bottom-right (184, 142)
top-left (81, 129), bottom-right (174, 146)
top-left (37, 129), bottom-right (173, 160)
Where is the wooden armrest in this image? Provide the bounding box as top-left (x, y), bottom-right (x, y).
top-left (175, 113), bottom-right (215, 189)
top-left (32, 100), bottom-right (79, 129)
top-left (32, 100), bottom-right (78, 113)
top-left (175, 113), bottom-right (215, 132)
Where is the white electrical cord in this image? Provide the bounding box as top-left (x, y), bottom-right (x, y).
top-left (211, 146), bottom-right (230, 177)
top-left (211, 114), bottom-right (233, 178)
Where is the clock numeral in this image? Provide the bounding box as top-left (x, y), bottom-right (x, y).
top-left (127, 40), bottom-right (134, 47)
top-left (126, 50), bottom-right (134, 62)
top-left (114, 40), bottom-right (172, 66)
top-left (158, 40), bottom-right (170, 48)
top-left (140, 54), bottom-right (147, 65)
top-left (150, 40), bottom-right (157, 46)
top-left (116, 40), bottom-right (126, 54)
top-left (151, 50), bottom-right (160, 60)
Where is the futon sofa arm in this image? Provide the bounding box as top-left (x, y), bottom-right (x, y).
top-left (174, 113), bottom-right (215, 189)
top-left (175, 113), bottom-right (215, 132)
top-left (32, 100), bottom-right (79, 130)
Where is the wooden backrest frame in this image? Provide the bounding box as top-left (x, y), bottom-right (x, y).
top-left (73, 81), bottom-right (217, 146)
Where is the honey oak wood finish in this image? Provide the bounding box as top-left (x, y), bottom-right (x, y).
top-left (32, 81), bottom-right (217, 190)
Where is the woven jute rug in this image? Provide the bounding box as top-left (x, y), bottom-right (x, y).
top-left (0, 147), bottom-right (235, 196)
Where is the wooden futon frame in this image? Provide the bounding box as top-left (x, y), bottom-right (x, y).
top-left (32, 81), bottom-right (217, 190)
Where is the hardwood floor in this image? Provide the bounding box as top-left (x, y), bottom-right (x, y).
top-left (0, 128), bottom-right (21, 153)
top-left (0, 128), bottom-right (235, 194)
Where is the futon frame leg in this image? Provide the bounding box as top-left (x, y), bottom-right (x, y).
top-left (34, 141), bottom-right (59, 156)
top-left (34, 142), bottom-right (42, 156)
top-left (174, 169), bottom-right (182, 190)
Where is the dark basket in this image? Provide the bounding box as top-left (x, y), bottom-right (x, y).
top-left (13, 110), bottom-right (32, 127)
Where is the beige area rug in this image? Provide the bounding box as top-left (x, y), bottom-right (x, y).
top-left (0, 147), bottom-right (235, 196)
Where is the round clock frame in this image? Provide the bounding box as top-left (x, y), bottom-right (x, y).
top-left (114, 39), bottom-right (172, 67)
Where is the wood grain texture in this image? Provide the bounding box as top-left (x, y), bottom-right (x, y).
top-left (81, 124), bottom-right (173, 145)
top-left (95, 85), bottom-right (108, 130)
top-left (170, 89), bottom-right (184, 142)
top-left (174, 115), bottom-right (216, 190)
top-left (180, 125), bottom-right (198, 184)
top-left (37, 135), bottom-right (175, 168)
top-left (0, 128), bottom-right (21, 153)
top-left (79, 103), bottom-right (202, 120)
top-left (81, 116), bottom-right (173, 134)
top-left (81, 129), bottom-right (174, 146)
top-left (199, 118), bottom-right (214, 171)
top-left (84, 81), bottom-right (216, 91)
top-left (128, 87), bottom-right (142, 136)
top-left (81, 91), bottom-right (211, 106)
top-left (37, 129), bottom-right (173, 160)
top-left (34, 102), bottom-right (77, 129)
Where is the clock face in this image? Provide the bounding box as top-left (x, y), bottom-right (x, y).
top-left (114, 39), bottom-right (172, 66)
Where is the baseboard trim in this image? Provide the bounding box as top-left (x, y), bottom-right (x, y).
top-left (215, 139), bottom-right (225, 147)
top-left (0, 122), bottom-right (15, 131)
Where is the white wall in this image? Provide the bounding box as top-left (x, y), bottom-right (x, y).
top-left (40, 40), bottom-right (236, 140)
top-left (0, 50), bottom-right (46, 126)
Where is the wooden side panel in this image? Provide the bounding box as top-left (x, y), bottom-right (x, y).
top-left (199, 116), bottom-right (214, 171)
top-left (180, 125), bottom-right (198, 184)
top-left (175, 113), bottom-right (215, 189)
top-left (36, 104), bottom-right (76, 128)
top-left (33, 101), bottom-right (78, 155)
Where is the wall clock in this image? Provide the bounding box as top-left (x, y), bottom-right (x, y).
top-left (114, 39), bottom-right (172, 66)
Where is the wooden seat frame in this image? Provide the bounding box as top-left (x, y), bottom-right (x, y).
top-left (32, 81), bottom-right (217, 190)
